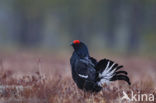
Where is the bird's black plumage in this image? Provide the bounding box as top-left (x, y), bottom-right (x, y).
top-left (70, 40), bottom-right (131, 92)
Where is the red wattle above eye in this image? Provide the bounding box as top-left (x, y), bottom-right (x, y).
top-left (73, 40), bottom-right (80, 44)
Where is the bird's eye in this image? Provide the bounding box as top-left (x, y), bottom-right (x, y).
top-left (73, 40), bottom-right (80, 44)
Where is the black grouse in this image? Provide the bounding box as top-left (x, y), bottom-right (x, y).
top-left (70, 40), bottom-right (131, 92)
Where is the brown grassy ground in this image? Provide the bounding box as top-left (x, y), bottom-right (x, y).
top-left (0, 52), bottom-right (155, 103)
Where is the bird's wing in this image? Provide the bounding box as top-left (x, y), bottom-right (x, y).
top-left (74, 59), bottom-right (96, 81)
top-left (96, 59), bottom-right (131, 86)
top-left (89, 56), bottom-right (97, 65)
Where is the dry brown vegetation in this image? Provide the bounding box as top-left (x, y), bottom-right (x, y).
top-left (0, 52), bottom-right (155, 103)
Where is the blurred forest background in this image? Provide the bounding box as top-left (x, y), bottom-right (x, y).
top-left (0, 0), bottom-right (156, 56)
top-left (0, 1), bottom-right (156, 102)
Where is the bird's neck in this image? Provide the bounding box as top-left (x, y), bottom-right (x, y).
top-left (74, 48), bottom-right (89, 58)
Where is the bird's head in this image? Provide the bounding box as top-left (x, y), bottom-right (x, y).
top-left (70, 40), bottom-right (89, 57)
top-left (70, 40), bottom-right (81, 46)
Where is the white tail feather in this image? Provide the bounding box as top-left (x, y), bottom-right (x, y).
top-left (98, 62), bottom-right (117, 86)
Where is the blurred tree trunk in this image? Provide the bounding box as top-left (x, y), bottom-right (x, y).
top-left (106, 0), bottom-right (121, 48)
top-left (14, 1), bottom-right (44, 48)
top-left (20, 16), bottom-right (43, 47)
top-left (68, 1), bottom-right (84, 41)
top-left (18, 13), bottom-right (43, 47)
top-left (67, 1), bottom-right (94, 44)
top-left (127, 1), bottom-right (144, 53)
